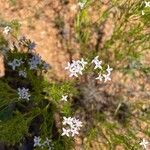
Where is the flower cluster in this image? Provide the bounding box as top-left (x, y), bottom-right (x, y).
top-left (65, 56), bottom-right (113, 82)
top-left (8, 54), bottom-right (50, 102)
top-left (5, 32), bottom-right (51, 102)
top-left (34, 136), bottom-right (53, 150)
top-left (92, 56), bottom-right (113, 82)
top-left (95, 64), bottom-right (113, 83)
top-left (65, 58), bottom-right (87, 77)
top-left (18, 87), bottom-right (30, 101)
top-left (61, 117), bottom-right (82, 137)
top-left (28, 54), bottom-right (50, 71)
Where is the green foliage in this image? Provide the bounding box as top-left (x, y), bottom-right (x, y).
top-left (53, 137), bottom-right (73, 150)
top-left (9, 0), bottom-right (17, 6)
top-left (46, 81), bottom-right (77, 102)
top-left (0, 80), bottom-right (17, 108)
top-left (10, 20), bottom-right (21, 36)
top-left (0, 33), bottom-right (75, 149)
top-left (0, 112), bottom-right (31, 144)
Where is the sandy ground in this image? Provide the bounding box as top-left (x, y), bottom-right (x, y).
top-left (0, 0), bottom-right (79, 79)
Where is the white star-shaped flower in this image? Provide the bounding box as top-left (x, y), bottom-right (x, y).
top-left (70, 128), bottom-right (79, 137)
top-left (78, 2), bottom-right (86, 9)
top-left (70, 71), bottom-right (79, 77)
top-left (106, 65), bottom-right (113, 75)
top-left (144, 1), bottom-right (150, 8)
top-left (43, 137), bottom-right (51, 146)
top-left (91, 56), bottom-right (99, 63)
top-left (78, 58), bottom-right (88, 68)
top-left (61, 95), bottom-right (68, 102)
top-left (3, 26), bottom-right (11, 34)
top-left (65, 62), bottom-right (71, 70)
top-left (140, 139), bottom-right (149, 149)
top-left (62, 117), bottom-right (74, 126)
top-left (103, 74), bottom-right (111, 82)
top-left (34, 136), bottom-right (41, 147)
top-left (92, 56), bottom-right (102, 70)
top-left (95, 73), bottom-right (103, 81)
top-left (94, 61), bottom-right (102, 69)
top-left (73, 118), bottom-right (83, 129)
top-left (61, 128), bottom-right (70, 137)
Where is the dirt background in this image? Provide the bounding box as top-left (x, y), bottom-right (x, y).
top-left (0, 0), bottom-right (115, 79)
top-left (0, 0), bottom-right (80, 79)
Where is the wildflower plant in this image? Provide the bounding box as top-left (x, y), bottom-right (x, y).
top-left (0, 24), bottom-right (77, 150)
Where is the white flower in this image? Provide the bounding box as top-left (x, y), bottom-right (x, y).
top-left (70, 128), bottom-right (79, 137)
top-left (43, 137), bottom-right (51, 146)
top-left (70, 71), bottom-right (79, 77)
top-left (3, 26), bottom-right (11, 34)
top-left (95, 73), bottom-right (103, 81)
top-left (61, 95), bottom-right (68, 102)
top-left (144, 1), bottom-right (150, 7)
top-left (8, 59), bottom-right (23, 70)
top-left (140, 139), bottom-right (149, 149)
top-left (73, 118), bottom-right (83, 129)
top-left (94, 62), bottom-right (102, 70)
top-left (28, 54), bottom-right (42, 70)
top-left (61, 128), bottom-right (70, 137)
top-left (62, 117), bottom-right (74, 126)
top-left (19, 70), bottom-right (27, 78)
top-left (91, 56), bottom-right (102, 70)
top-left (106, 65), bottom-right (113, 75)
top-left (65, 62), bottom-right (72, 70)
top-left (34, 136), bottom-right (41, 147)
top-left (78, 2), bottom-right (86, 9)
top-left (62, 116), bottom-right (82, 137)
top-left (103, 74), bottom-right (111, 82)
top-left (71, 60), bottom-right (83, 75)
top-left (91, 56), bottom-right (99, 62)
top-left (35, 137), bottom-right (53, 149)
top-left (78, 58), bottom-right (88, 67)
top-left (65, 58), bottom-right (87, 77)
top-left (18, 87), bottom-right (30, 101)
